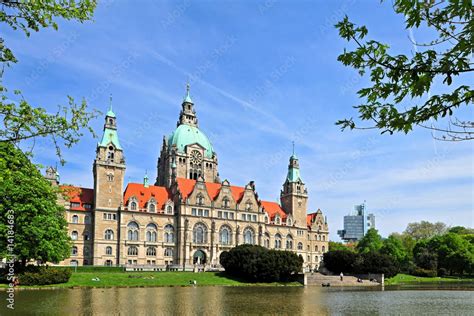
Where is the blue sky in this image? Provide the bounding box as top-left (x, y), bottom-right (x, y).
top-left (3, 0), bottom-right (473, 239)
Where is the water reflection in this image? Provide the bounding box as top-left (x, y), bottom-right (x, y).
top-left (1, 286), bottom-right (473, 315)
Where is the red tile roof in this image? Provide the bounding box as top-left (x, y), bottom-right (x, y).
top-left (123, 183), bottom-right (172, 211)
top-left (260, 201), bottom-right (287, 221)
top-left (176, 178), bottom-right (246, 202)
top-left (60, 185), bottom-right (94, 211)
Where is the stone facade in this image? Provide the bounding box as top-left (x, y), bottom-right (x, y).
top-left (54, 87), bottom-right (329, 271)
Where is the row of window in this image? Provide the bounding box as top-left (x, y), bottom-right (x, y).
top-left (241, 213), bottom-right (257, 222)
top-left (126, 246), bottom-right (173, 257)
top-left (217, 211), bottom-right (234, 220)
top-left (191, 208), bottom-right (209, 217)
top-left (102, 223), bottom-right (175, 243)
top-left (128, 199), bottom-right (173, 214)
top-left (71, 231), bottom-right (90, 240)
top-left (70, 203), bottom-right (92, 209)
top-left (103, 213), bottom-right (117, 221)
top-left (71, 214), bottom-right (91, 224)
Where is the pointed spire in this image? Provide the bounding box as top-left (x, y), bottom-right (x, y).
top-left (183, 82), bottom-right (193, 104)
top-left (286, 145), bottom-right (301, 182)
top-left (106, 93), bottom-right (116, 118)
top-left (144, 170), bottom-right (149, 188)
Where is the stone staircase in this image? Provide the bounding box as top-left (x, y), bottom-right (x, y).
top-left (306, 273), bottom-right (379, 287)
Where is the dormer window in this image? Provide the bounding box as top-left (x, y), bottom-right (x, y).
top-left (287, 218), bottom-right (292, 226)
top-left (149, 203), bottom-right (155, 213)
top-left (275, 215), bottom-right (281, 225)
top-left (245, 201), bottom-right (252, 211)
top-left (166, 205), bottom-right (173, 214)
top-left (264, 215), bottom-right (269, 224)
top-left (197, 194), bottom-right (204, 206)
top-left (222, 197), bottom-right (230, 209)
top-left (130, 201), bottom-right (137, 211)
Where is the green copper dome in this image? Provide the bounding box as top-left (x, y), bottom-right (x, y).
top-left (168, 124), bottom-right (214, 158)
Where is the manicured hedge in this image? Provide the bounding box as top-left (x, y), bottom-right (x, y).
top-left (323, 250), bottom-right (399, 278)
top-left (18, 266), bottom-right (72, 285)
top-left (220, 245), bottom-right (303, 282)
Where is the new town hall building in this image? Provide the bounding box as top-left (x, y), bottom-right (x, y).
top-left (49, 87), bottom-right (329, 271)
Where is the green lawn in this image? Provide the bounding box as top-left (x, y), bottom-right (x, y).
top-left (386, 273), bottom-right (474, 285)
top-left (0, 272), bottom-right (301, 289)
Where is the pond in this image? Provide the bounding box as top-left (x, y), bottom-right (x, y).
top-left (1, 285), bottom-right (473, 315)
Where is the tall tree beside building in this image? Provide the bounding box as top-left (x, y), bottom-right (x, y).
top-left (356, 228), bottom-right (383, 253)
top-left (0, 0), bottom-right (98, 163)
top-left (335, 0), bottom-right (473, 141)
top-left (0, 142), bottom-right (70, 267)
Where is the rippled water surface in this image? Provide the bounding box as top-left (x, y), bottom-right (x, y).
top-left (1, 285), bottom-right (473, 315)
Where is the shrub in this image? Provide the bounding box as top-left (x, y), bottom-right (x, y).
top-left (323, 250), bottom-right (357, 274)
top-left (18, 266), bottom-right (72, 285)
top-left (437, 268), bottom-right (448, 277)
top-left (355, 252), bottom-right (399, 278)
top-left (220, 245), bottom-right (303, 282)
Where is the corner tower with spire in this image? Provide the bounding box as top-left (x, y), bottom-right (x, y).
top-left (280, 144), bottom-right (308, 227)
top-left (156, 84), bottom-right (219, 187)
top-left (93, 96), bottom-right (126, 210)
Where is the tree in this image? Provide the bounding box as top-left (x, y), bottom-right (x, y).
top-left (404, 221), bottom-right (447, 240)
top-left (335, 0), bottom-right (473, 141)
top-left (323, 250), bottom-right (357, 274)
top-left (329, 241), bottom-right (354, 252)
top-left (0, 142), bottom-right (71, 267)
top-left (1, 0), bottom-right (98, 163)
top-left (354, 252), bottom-right (399, 278)
top-left (356, 228), bottom-right (383, 253)
top-left (380, 234), bottom-right (408, 265)
top-left (449, 226), bottom-right (474, 235)
top-left (428, 233), bottom-right (473, 275)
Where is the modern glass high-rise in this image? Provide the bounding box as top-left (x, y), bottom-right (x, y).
top-left (337, 202), bottom-right (375, 242)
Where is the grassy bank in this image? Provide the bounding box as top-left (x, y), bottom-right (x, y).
top-left (0, 271), bottom-right (301, 289)
top-left (386, 273), bottom-right (474, 285)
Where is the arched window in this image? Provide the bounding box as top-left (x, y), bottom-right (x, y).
top-left (107, 174), bottom-right (114, 182)
top-left (287, 218), bottom-right (292, 226)
top-left (274, 233), bottom-right (282, 249)
top-left (105, 229), bottom-right (114, 240)
top-left (219, 226), bottom-right (231, 245)
top-left (106, 246), bottom-right (112, 255)
top-left (315, 256), bottom-right (319, 262)
top-left (197, 194), bottom-right (204, 206)
top-left (164, 248), bottom-right (173, 257)
top-left (322, 246), bottom-right (326, 252)
top-left (71, 231), bottom-right (78, 240)
top-left (146, 223), bottom-right (157, 242)
top-left (317, 235), bottom-right (321, 241)
top-left (130, 201), bottom-right (137, 211)
top-left (146, 247), bottom-right (156, 256)
top-left (286, 235), bottom-right (293, 249)
top-left (243, 227), bottom-right (255, 245)
top-left (315, 245), bottom-right (319, 252)
top-left (71, 246), bottom-right (78, 256)
top-left (84, 215), bottom-right (90, 224)
top-left (84, 231), bottom-right (90, 241)
top-left (264, 215), bottom-right (269, 224)
top-left (298, 242), bottom-right (303, 250)
top-left (149, 203), bottom-right (155, 213)
top-left (127, 222), bottom-right (139, 241)
top-left (166, 205), bottom-right (173, 214)
top-left (72, 215), bottom-right (79, 224)
top-left (193, 223), bottom-right (207, 244)
top-left (164, 224), bottom-right (174, 243)
top-left (322, 235), bottom-right (326, 241)
top-left (222, 197), bottom-right (230, 209)
top-left (127, 246), bottom-right (138, 256)
top-left (264, 232), bottom-right (270, 248)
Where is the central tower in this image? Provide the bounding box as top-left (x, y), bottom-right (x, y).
top-left (156, 85), bottom-right (219, 187)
